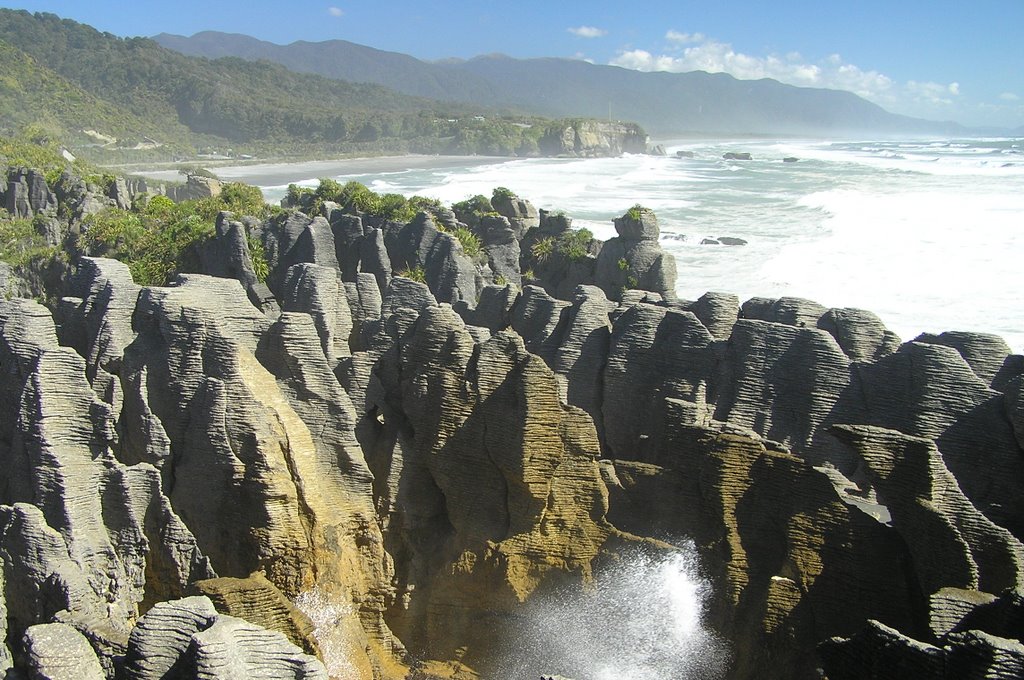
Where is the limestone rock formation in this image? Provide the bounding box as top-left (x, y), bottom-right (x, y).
top-left (538, 121), bottom-right (648, 158)
top-left (22, 622), bottom-right (105, 680)
top-left (594, 207), bottom-right (677, 302)
top-left (123, 596), bottom-right (327, 679)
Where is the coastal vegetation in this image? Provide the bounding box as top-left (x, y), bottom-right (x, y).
top-left (0, 9), bottom-right (643, 165)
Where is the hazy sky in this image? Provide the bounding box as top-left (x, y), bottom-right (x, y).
top-left (4, 1), bottom-right (1023, 128)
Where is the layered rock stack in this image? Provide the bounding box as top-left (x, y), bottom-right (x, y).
top-left (0, 173), bottom-right (1021, 680)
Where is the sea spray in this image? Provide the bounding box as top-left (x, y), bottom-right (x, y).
top-left (294, 587), bottom-right (363, 678)
top-left (492, 545), bottom-right (730, 679)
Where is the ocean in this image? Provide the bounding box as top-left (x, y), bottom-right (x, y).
top-left (221, 137), bottom-right (1024, 353)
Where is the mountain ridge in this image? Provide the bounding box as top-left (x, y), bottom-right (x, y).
top-left (155, 30), bottom-right (969, 137)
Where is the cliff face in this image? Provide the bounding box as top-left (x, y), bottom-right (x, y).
top-left (538, 120), bottom-right (648, 157)
top-left (0, 171), bottom-right (1022, 679)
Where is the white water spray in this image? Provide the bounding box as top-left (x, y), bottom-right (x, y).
top-left (493, 546), bottom-right (730, 679)
top-left (293, 587), bottom-right (361, 678)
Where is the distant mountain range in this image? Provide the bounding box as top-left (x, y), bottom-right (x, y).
top-left (155, 31), bottom-right (968, 137)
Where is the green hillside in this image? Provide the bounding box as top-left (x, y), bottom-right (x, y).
top-left (0, 9), bottom-right (576, 162)
top-left (0, 40), bottom-right (170, 145)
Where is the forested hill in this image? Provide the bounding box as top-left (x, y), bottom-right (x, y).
top-left (155, 30), bottom-right (966, 137)
top-left (0, 9), bottom-right (604, 161)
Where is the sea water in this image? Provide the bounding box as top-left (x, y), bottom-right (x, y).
top-left (246, 137), bottom-right (1024, 352)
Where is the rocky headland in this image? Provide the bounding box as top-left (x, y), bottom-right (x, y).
top-left (0, 165), bottom-right (1022, 679)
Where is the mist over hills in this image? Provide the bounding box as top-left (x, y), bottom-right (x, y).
top-left (155, 30), bottom-right (967, 137)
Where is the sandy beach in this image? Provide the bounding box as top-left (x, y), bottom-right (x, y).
top-left (132, 154), bottom-right (508, 187)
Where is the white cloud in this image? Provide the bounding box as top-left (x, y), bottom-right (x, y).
top-left (666, 30), bottom-right (704, 44)
top-left (327, 6), bottom-right (343, 17)
top-left (606, 35), bottom-right (999, 121)
top-left (999, 92), bottom-right (1020, 101)
top-left (568, 26), bottom-right (607, 39)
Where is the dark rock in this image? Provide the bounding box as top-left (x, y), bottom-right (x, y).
top-left (603, 304), bottom-right (715, 459)
top-left (491, 191), bottom-right (540, 239)
top-left (700, 238), bottom-right (720, 245)
top-left (742, 296), bottom-right (827, 328)
top-left (676, 150), bottom-right (695, 158)
top-left (717, 236), bottom-right (748, 245)
top-left (817, 307), bottom-right (901, 362)
top-left (783, 156), bottom-right (799, 163)
top-left (914, 331), bottom-right (1012, 387)
top-left (832, 424), bottom-right (1024, 595)
top-left (819, 619), bottom-right (945, 680)
top-left (687, 291), bottom-right (740, 340)
top-left (723, 152), bottom-right (753, 160)
top-left (613, 209), bottom-right (660, 241)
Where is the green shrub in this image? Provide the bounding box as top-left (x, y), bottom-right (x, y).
top-left (398, 265), bottom-right (426, 283)
top-left (218, 182), bottom-right (268, 218)
top-left (452, 226), bottom-right (482, 258)
top-left (0, 217), bottom-right (55, 266)
top-left (626, 204), bottom-right (650, 221)
top-left (492, 186), bottom-right (516, 204)
top-left (530, 236), bottom-right (554, 263)
top-left (617, 257), bottom-right (630, 271)
top-left (557, 228), bottom-right (593, 261)
top-left (247, 235), bottom-right (269, 282)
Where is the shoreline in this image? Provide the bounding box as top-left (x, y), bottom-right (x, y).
top-left (124, 154), bottom-right (513, 186)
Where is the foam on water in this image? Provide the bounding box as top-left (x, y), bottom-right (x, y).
top-left (492, 547), bottom-right (729, 679)
top-left (245, 136), bottom-right (1024, 352)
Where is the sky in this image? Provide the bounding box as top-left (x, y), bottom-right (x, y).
top-left (3, 1), bottom-right (1023, 129)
